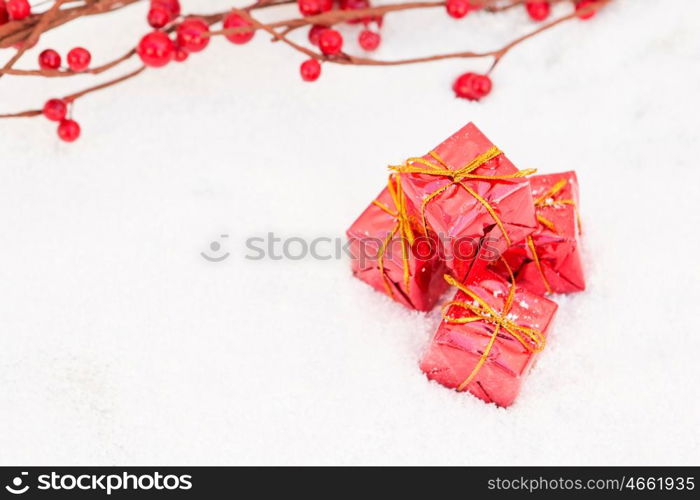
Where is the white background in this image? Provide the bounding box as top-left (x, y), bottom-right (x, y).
top-left (1, 0), bottom-right (699, 465)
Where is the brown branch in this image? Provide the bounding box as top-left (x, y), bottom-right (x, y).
top-left (64, 65), bottom-right (146, 101)
top-left (237, 0), bottom-right (611, 68)
top-left (1, 47), bottom-right (137, 76)
top-left (0, 0), bottom-right (295, 77)
top-left (489, 0), bottom-right (610, 70)
top-left (0, 109), bottom-right (43, 118)
top-left (0, 0), bottom-right (612, 121)
top-left (0, 65), bottom-right (146, 118)
top-left (0, 0), bottom-right (143, 49)
top-left (0, 0), bottom-right (526, 78)
top-left (210, 2), bottom-right (447, 38)
top-left (0, 0), bottom-right (70, 80)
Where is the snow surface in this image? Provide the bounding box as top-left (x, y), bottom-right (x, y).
top-left (1, 0), bottom-right (699, 465)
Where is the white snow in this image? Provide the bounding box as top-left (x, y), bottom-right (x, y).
top-left (0, 0), bottom-right (698, 465)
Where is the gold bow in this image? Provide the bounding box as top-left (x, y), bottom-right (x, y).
top-left (441, 261), bottom-right (546, 392)
top-left (533, 178), bottom-right (580, 233)
top-left (390, 146), bottom-right (536, 248)
top-left (371, 174), bottom-right (419, 298)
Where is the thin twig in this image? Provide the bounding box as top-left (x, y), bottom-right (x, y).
top-left (0, 0), bottom-right (611, 120)
top-left (0, 0), bottom-right (70, 79)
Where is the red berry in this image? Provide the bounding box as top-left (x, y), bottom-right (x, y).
top-left (525, 1), bottom-right (550, 21)
top-left (308, 25), bottom-right (327, 46)
top-left (176, 17), bottom-right (210, 53)
top-left (298, 0), bottom-right (319, 16)
top-left (38, 49), bottom-right (61, 70)
top-left (7, 0), bottom-right (30, 20)
top-left (358, 30), bottom-right (380, 51)
top-left (151, 0), bottom-right (180, 16)
top-left (318, 29), bottom-right (343, 55)
top-left (452, 72), bottom-right (492, 101)
top-left (0, 2), bottom-right (9, 25)
top-left (223, 12), bottom-right (254, 45)
top-left (42, 98), bottom-right (67, 122)
top-left (67, 47), bottom-right (91, 72)
top-left (300, 58), bottom-right (321, 82)
top-left (298, 0), bottom-right (331, 16)
top-left (148, 6), bottom-right (172, 28)
top-left (446, 0), bottom-right (470, 19)
top-left (339, 0), bottom-right (368, 8)
top-left (57, 119), bottom-right (81, 142)
top-left (575, 0), bottom-right (597, 20)
top-left (137, 31), bottom-right (175, 67)
top-left (340, 0), bottom-right (374, 25)
top-left (174, 45), bottom-right (188, 62)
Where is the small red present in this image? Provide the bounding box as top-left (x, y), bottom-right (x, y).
top-left (495, 171), bottom-right (585, 295)
top-left (392, 123), bottom-right (538, 280)
top-left (419, 266), bottom-right (558, 407)
top-left (346, 174), bottom-right (449, 311)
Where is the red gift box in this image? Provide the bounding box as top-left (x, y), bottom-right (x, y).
top-left (392, 123), bottom-right (538, 279)
top-left (419, 267), bottom-right (558, 407)
top-left (346, 175), bottom-right (450, 311)
top-left (495, 171), bottom-right (585, 295)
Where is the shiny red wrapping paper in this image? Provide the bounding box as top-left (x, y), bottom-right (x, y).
top-left (494, 171), bottom-right (585, 295)
top-left (397, 123), bottom-right (537, 280)
top-left (419, 268), bottom-right (558, 407)
top-left (346, 181), bottom-right (449, 311)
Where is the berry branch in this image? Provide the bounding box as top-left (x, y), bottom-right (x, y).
top-left (0, 0), bottom-right (610, 141)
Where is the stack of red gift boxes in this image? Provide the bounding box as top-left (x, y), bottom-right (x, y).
top-left (347, 123), bottom-right (585, 407)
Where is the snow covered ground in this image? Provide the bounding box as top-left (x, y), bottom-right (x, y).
top-left (1, 0), bottom-right (698, 465)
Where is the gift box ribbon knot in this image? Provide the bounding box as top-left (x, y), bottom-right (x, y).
top-left (533, 178), bottom-right (580, 233)
top-left (441, 268), bottom-right (546, 392)
top-left (527, 178), bottom-right (581, 294)
top-left (390, 146), bottom-right (536, 247)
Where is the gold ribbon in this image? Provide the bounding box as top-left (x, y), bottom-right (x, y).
top-left (390, 146), bottom-right (536, 248)
top-left (527, 234), bottom-right (552, 295)
top-left (371, 174), bottom-right (419, 298)
top-left (533, 178), bottom-right (580, 234)
top-left (528, 178), bottom-right (581, 293)
top-left (441, 260), bottom-right (546, 392)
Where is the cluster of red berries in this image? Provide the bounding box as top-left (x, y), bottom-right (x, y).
top-left (301, 27), bottom-right (342, 82)
top-left (524, 1), bottom-right (599, 22)
top-left (452, 72), bottom-right (492, 101)
top-left (147, 0), bottom-right (181, 29)
top-left (445, 0), bottom-right (600, 23)
top-left (443, 1), bottom-right (491, 101)
top-left (135, 0), bottom-right (381, 84)
top-left (41, 98), bottom-right (80, 142)
top-left (301, 25), bottom-right (382, 81)
top-left (0, 0), bottom-right (31, 23)
top-left (299, 0), bottom-right (382, 82)
top-left (300, 0), bottom-right (380, 24)
top-left (137, 4), bottom-right (255, 68)
top-left (38, 47), bottom-right (91, 72)
top-left (5, 0), bottom-right (604, 143)
top-left (140, 1), bottom-right (211, 66)
top-left (449, 1), bottom-right (600, 100)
